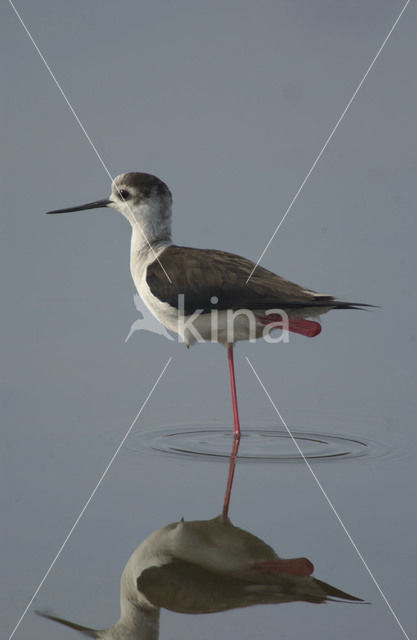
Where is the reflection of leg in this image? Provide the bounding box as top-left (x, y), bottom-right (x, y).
top-left (222, 435), bottom-right (240, 518)
top-left (227, 344), bottom-right (241, 438)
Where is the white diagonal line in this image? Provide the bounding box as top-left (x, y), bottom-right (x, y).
top-left (7, 357), bottom-right (173, 640)
top-left (8, 0), bottom-right (172, 283)
top-left (246, 357), bottom-right (411, 640)
top-left (246, 0), bottom-right (410, 283)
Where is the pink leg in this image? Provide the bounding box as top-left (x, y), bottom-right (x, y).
top-left (222, 436), bottom-right (240, 518)
top-left (227, 344), bottom-right (241, 438)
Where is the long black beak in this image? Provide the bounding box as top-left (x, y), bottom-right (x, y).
top-left (45, 198), bottom-right (111, 215)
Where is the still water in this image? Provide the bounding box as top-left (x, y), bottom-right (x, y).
top-left (36, 435), bottom-right (364, 639)
top-left (15, 390), bottom-right (414, 640)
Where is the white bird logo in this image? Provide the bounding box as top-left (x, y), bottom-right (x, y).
top-left (125, 294), bottom-right (174, 343)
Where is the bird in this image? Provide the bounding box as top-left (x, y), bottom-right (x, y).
top-left (37, 514), bottom-right (363, 639)
top-left (46, 172), bottom-right (371, 438)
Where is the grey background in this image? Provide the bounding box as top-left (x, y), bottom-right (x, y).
top-left (2, 1), bottom-right (416, 639)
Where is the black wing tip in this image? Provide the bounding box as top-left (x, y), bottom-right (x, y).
top-left (326, 596), bottom-right (370, 604)
top-left (334, 302), bottom-right (379, 311)
top-left (313, 578), bottom-right (365, 603)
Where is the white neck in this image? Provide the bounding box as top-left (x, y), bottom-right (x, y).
top-left (130, 221), bottom-right (171, 259)
top-left (100, 601), bottom-right (160, 640)
top-left (129, 223), bottom-right (172, 288)
top-left (128, 199), bottom-right (172, 254)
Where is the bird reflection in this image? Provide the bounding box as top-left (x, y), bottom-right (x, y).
top-left (37, 439), bottom-right (362, 638)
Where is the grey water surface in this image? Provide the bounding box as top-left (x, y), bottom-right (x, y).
top-left (2, 2), bottom-right (416, 639)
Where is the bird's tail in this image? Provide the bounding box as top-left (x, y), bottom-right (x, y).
top-left (281, 299), bottom-right (377, 311)
top-left (331, 301), bottom-right (377, 311)
top-left (312, 578), bottom-right (365, 603)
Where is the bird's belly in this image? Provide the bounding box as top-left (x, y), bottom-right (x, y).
top-left (190, 310), bottom-right (265, 346)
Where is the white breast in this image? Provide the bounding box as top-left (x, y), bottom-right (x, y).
top-left (130, 244), bottom-right (181, 337)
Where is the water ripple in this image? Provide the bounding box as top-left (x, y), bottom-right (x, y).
top-left (124, 424), bottom-right (389, 463)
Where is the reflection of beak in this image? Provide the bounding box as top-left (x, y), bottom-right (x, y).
top-left (45, 198), bottom-right (111, 215)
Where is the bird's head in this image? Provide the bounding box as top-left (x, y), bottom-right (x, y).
top-left (46, 172), bottom-right (173, 242)
top-left (108, 172), bottom-right (172, 227)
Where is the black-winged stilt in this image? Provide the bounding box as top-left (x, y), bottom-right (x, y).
top-left (38, 515), bottom-right (362, 638)
top-left (46, 172), bottom-right (370, 438)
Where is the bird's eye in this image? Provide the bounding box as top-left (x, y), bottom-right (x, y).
top-left (119, 189), bottom-right (130, 200)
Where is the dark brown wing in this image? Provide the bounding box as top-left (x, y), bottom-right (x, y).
top-left (138, 560), bottom-right (262, 614)
top-left (147, 246), bottom-right (361, 315)
top-left (137, 561), bottom-right (362, 614)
